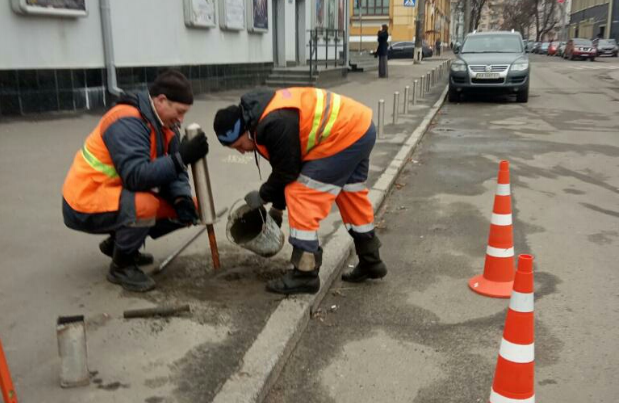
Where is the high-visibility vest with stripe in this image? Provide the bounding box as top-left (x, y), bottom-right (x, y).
top-left (255, 88), bottom-right (372, 161)
top-left (62, 104), bottom-right (174, 214)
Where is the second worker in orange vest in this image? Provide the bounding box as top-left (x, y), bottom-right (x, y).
top-left (213, 88), bottom-right (388, 295)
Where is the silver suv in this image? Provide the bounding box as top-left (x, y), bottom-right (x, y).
top-left (450, 31), bottom-right (530, 103)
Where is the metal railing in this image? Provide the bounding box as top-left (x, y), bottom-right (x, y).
top-left (308, 28), bottom-right (345, 79)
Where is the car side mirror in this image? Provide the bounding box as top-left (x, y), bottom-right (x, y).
top-left (453, 46), bottom-right (460, 54)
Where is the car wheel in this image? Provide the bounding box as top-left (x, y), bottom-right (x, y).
top-left (448, 86), bottom-right (460, 103)
top-left (516, 87), bottom-right (529, 103)
top-left (590, 57), bottom-right (595, 62)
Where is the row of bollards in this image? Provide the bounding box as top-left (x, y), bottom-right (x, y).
top-left (377, 60), bottom-right (452, 137)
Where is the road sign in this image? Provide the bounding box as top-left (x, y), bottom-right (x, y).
top-left (404, 0), bottom-right (416, 6)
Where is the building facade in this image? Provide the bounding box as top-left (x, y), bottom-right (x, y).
top-left (349, 0), bottom-right (450, 50)
top-left (0, 0), bottom-right (329, 117)
top-left (478, 0), bottom-right (505, 32)
top-left (570, 0), bottom-right (613, 39)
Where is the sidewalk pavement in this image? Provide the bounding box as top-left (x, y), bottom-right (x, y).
top-left (0, 56), bottom-right (451, 403)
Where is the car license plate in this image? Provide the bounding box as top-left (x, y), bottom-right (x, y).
top-left (476, 73), bottom-right (500, 79)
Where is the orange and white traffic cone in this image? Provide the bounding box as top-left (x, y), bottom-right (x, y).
top-left (0, 339), bottom-right (18, 403)
top-left (489, 254), bottom-right (535, 403)
top-left (469, 160), bottom-right (515, 298)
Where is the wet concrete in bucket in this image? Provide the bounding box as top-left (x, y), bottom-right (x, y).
top-left (229, 206), bottom-right (267, 245)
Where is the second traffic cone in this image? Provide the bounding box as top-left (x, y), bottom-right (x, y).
top-left (469, 160), bottom-right (515, 298)
top-left (0, 339), bottom-right (18, 403)
top-left (489, 254), bottom-right (535, 403)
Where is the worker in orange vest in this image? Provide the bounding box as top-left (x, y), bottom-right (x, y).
top-left (62, 70), bottom-right (209, 292)
top-left (213, 88), bottom-right (388, 295)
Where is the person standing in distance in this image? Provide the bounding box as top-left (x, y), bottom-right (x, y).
top-left (377, 24), bottom-right (390, 78)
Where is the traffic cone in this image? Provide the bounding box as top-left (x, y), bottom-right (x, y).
top-left (0, 339), bottom-right (18, 403)
top-left (489, 254), bottom-right (535, 403)
top-left (469, 160), bottom-right (515, 298)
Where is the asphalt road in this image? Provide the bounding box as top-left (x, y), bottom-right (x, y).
top-left (265, 55), bottom-right (619, 402)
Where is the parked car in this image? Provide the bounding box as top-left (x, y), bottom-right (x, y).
top-left (592, 38), bottom-right (618, 57)
top-left (547, 41), bottom-right (559, 56)
top-left (537, 42), bottom-right (550, 54)
top-left (371, 41), bottom-right (433, 59)
top-left (555, 42), bottom-right (567, 57)
top-left (564, 38), bottom-right (596, 61)
top-left (386, 41), bottom-right (433, 59)
top-left (531, 42), bottom-right (541, 53)
top-left (525, 40), bottom-right (535, 53)
top-left (449, 31), bottom-right (529, 103)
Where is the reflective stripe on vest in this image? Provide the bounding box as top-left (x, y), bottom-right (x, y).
top-left (81, 144), bottom-right (119, 178)
top-left (306, 89), bottom-right (342, 153)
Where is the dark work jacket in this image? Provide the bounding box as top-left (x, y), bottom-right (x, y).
top-left (377, 31), bottom-right (389, 56)
top-left (239, 89), bottom-right (302, 211)
top-left (62, 91), bottom-right (191, 233)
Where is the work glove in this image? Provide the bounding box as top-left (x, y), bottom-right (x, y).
top-left (174, 197), bottom-right (199, 225)
top-left (178, 131), bottom-right (209, 166)
top-left (268, 207), bottom-right (283, 228)
top-left (244, 190), bottom-right (265, 210)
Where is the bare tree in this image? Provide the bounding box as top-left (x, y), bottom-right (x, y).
top-left (471, 0), bottom-right (488, 30)
top-left (502, 0), bottom-right (536, 36)
top-left (532, 0), bottom-right (558, 41)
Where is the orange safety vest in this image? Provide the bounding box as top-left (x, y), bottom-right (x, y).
top-left (254, 88), bottom-right (372, 161)
top-left (62, 104), bottom-right (175, 214)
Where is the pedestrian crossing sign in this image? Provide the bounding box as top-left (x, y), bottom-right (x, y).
top-left (404, 0), bottom-right (415, 6)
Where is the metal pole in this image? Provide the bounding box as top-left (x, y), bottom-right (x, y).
top-left (412, 80), bottom-right (418, 104)
top-left (378, 99), bottom-right (384, 138)
top-left (185, 123), bottom-right (220, 270)
top-left (154, 207), bottom-right (227, 274)
top-left (393, 91), bottom-right (399, 124)
top-left (404, 86), bottom-right (410, 114)
top-left (420, 76), bottom-right (425, 97)
top-left (414, 0), bottom-right (426, 64)
top-left (358, 0), bottom-right (363, 53)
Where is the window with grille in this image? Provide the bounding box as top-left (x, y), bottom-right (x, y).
top-left (352, 0), bottom-right (390, 16)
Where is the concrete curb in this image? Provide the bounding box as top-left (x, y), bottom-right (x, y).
top-left (212, 84), bottom-right (450, 403)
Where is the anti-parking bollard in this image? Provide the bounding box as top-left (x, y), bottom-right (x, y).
top-left (412, 80), bottom-right (418, 105)
top-left (393, 91), bottom-right (399, 124)
top-left (420, 76), bottom-right (425, 97)
top-left (404, 86), bottom-right (410, 114)
top-left (378, 99), bottom-right (384, 139)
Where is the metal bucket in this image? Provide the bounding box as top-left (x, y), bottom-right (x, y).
top-left (226, 200), bottom-right (284, 258)
top-left (57, 315), bottom-right (90, 388)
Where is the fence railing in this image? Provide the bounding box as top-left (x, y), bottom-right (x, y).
top-left (308, 28), bottom-right (345, 80)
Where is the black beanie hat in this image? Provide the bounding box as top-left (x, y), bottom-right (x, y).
top-left (213, 105), bottom-right (243, 137)
top-left (149, 70), bottom-right (194, 105)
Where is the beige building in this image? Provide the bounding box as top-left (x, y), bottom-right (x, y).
top-left (478, 0), bottom-right (505, 32)
top-left (350, 0), bottom-right (451, 50)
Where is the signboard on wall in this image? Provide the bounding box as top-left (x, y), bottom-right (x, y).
top-left (247, 0), bottom-right (268, 32)
top-left (184, 0), bottom-right (217, 28)
top-left (327, 0), bottom-right (336, 30)
top-left (315, 0), bottom-right (324, 28)
top-left (11, 0), bottom-right (87, 17)
top-left (220, 0), bottom-right (246, 30)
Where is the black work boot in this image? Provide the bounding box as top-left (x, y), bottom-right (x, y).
top-left (266, 248), bottom-right (322, 295)
top-left (100, 235), bottom-right (154, 266)
top-left (342, 236), bottom-right (387, 283)
top-left (107, 248), bottom-right (156, 292)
